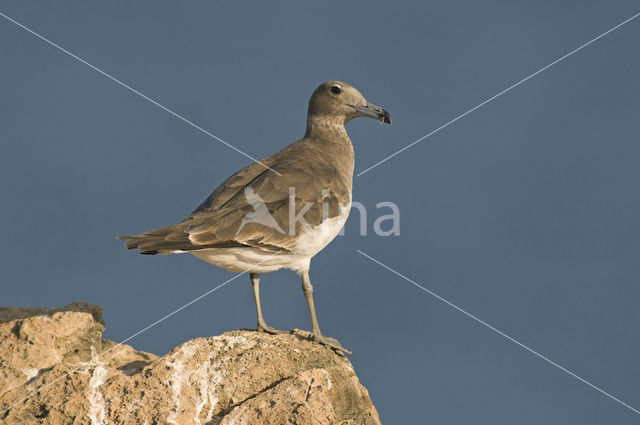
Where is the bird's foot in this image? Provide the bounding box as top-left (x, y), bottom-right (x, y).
top-left (311, 333), bottom-right (353, 355)
top-left (257, 324), bottom-right (287, 335)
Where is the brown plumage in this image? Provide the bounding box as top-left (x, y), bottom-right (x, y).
top-left (118, 81), bottom-right (389, 256)
top-left (117, 81), bottom-right (391, 353)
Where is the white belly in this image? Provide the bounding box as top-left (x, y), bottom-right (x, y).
top-left (191, 247), bottom-right (311, 273)
top-left (190, 203), bottom-right (350, 274)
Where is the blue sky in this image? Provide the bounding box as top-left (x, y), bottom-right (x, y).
top-left (1, 1), bottom-right (639, 423)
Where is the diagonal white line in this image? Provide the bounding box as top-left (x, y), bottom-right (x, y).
top-left (0, 251), bottom-right (281, 416)
top-left (356, 249), bottom-right (640, 415)
top-left (357, 11), bottom-right (640, 177)
top-left (0, 11), bottom-right (282, 176)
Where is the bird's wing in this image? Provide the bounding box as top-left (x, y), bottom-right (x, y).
top-left (186, 140), bottom-right (351, 252)
top-left (117, 155), bottom-right (277, 253)
top-left (188, 152), bottom-right (280, 214)
top-left (118, 138), bottom-right (352, 254)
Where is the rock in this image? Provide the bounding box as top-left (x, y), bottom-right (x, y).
top-left (0, 302), bottom-right (104, 326)
top-left (0, 304), bottom-right (381, 424)
top-left (0, 303), bottom-right (108, 397)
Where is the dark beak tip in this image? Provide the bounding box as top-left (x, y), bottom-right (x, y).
top-left (350, 103), bottom-right (391, 124)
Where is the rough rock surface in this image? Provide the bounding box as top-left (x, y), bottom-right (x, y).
top-left (0, 303), bottom-right (381, 424)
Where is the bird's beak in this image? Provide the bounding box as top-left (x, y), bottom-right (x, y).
top-left (349, 103), bottom-right (392, 124)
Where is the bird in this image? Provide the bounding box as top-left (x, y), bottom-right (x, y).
top-left (118, 81), bottom-right (391, 353)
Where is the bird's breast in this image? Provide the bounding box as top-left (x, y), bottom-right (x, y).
top-left (292, 202), bottom-right (351, 257)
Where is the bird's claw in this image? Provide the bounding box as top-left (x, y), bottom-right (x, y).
top-left (257, 324), bottom-right (287, 335)
top-left (311, 334), bottom-right (353, 355)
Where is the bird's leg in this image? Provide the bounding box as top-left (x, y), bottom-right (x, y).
top-left (301, 271), bottom-right (352, 354)
top-left (251, 273), bottom-right (285, 334)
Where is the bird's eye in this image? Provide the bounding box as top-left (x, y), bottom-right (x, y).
top-left (330, 86), bottom-right (341, 94)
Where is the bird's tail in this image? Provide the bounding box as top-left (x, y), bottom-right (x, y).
top-left (116, 224), bottom-right (190, 255)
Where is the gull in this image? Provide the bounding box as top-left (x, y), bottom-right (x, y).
top-left (118, 81), bottom-right (391, 353)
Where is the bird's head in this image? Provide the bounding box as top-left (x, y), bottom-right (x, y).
top-left (307, 81), bottom-right (391, 128)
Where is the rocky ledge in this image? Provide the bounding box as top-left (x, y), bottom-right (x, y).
top-left (0, 303), bottom-right (381, 424)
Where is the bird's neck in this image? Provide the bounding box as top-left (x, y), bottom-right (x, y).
top-left (304, 115), bottom-right (355, 180)
top-left (305, 115), bottom-right (348, 139)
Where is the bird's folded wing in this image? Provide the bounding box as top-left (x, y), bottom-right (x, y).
top-left (186, 162), bottom-right (346, 251)
top-left (119, 147), bottom-right (349, 254)
top-left (190, 155), bottom-right (278, 214)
